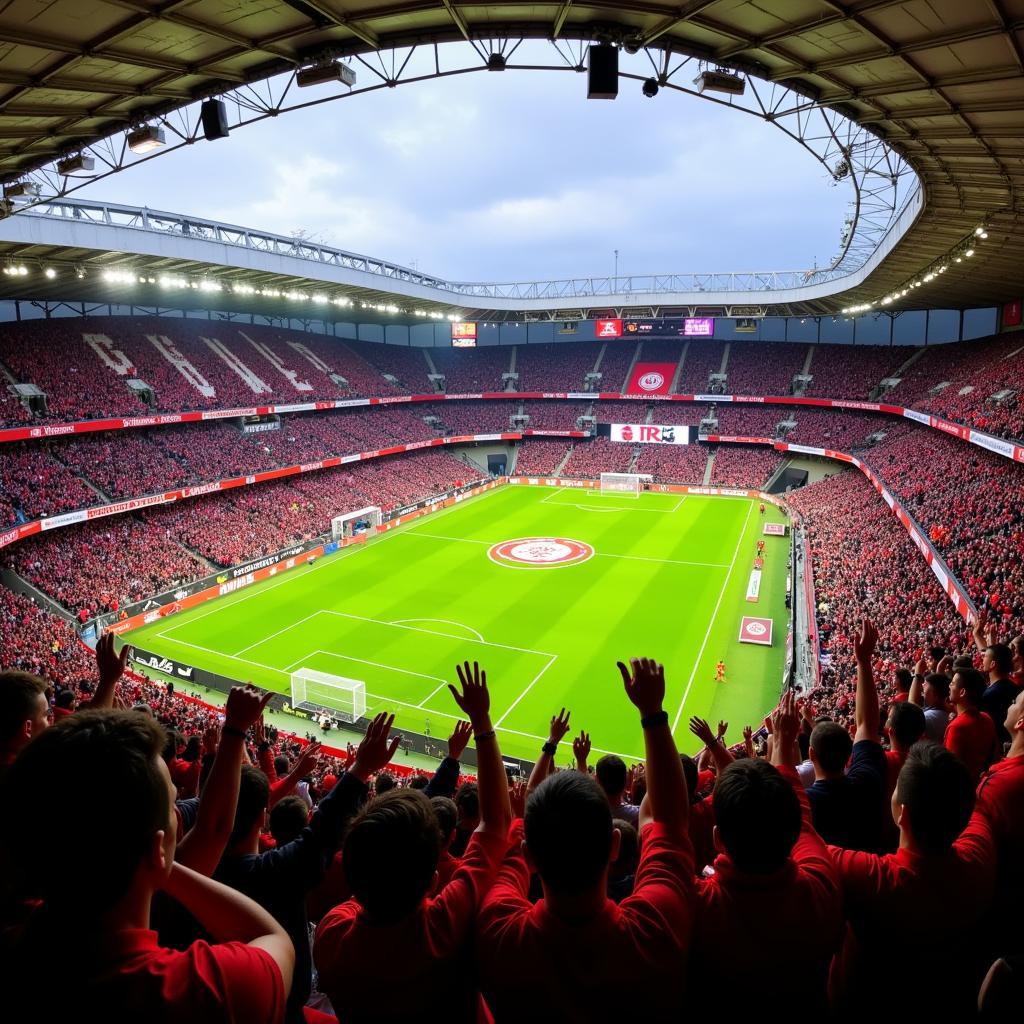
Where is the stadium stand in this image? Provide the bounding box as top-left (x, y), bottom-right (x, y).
top-left (560, 437), bottom-right (633, 477)
top-left (512, 439), bottom-right (571, 475)
top-left (725, 342), bottom-right (808, 396)
top-left (592, 341), bottom-right (636, 392)
top-left (677, 341), bottom-right (725, 393)
top-left (634, 443), bottom-right (708, 484)
top-left (519, 400), bottom-right (590, 430)
top-left (430, 346), bottom-right (511, 392)
top-left (514, 341), bottom-right (600, 391)
top-left (708, 445), bottom-right (782, 488)
top-left (803, 344), bottom-right (902, 399)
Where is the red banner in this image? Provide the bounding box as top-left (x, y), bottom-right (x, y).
top-left (1003, 300), bottom-right (1022, 327)
top-left (626, 362), bottom-right (676, 396)
top-left (595, 318), bottom-right (622, 339)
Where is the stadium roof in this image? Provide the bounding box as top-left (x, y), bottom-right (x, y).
top-left (0, 1), bottom-right (1022, 314)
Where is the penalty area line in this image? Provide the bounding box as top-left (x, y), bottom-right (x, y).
top-left (670, 499), bottom-right (754, 735)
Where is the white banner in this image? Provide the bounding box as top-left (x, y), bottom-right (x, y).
top-left (610, 423), bottom-right (690, 445)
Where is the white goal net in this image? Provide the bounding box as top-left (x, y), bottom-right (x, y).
top-left (599, 472), bottom-right (642, 497)
top-left (290, 668), bottom-right (366, 724)
top-left (331, 505), bottom-right (382, 541)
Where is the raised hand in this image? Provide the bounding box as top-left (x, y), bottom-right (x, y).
top-left (572, 729), bottom-right (591, 769)
top-left (224, 684), bottom-right (273, 734)
top-left (253, 715), bottom-right (267, 747)
top-left (688, 716), bottom-right (717, 748)
top-left (770, 690), bottom-right (800, 766)
top-left (853, 617), bottom-right (878, 664)
top-left (743, 724), bottom-right (753, 743)
top-left (202, 723), bottom-right (221, 756)
top-left (448, 661), bottom-right (491, 728)
top-left (717, 719), bottom-right (729, 740)
top-left (447, 720), bottom-right (473, 760)
top-left (509, 781), bottom-right (527, 818)
top-left (344, 742), bottom-right (357, 769)
top-left (547, 708), bottom-right (572, 744)
top-left (96, 632), bottom-right (129, 688)
top-left (292, 739), bottom-right (322, 777)
top-left (914, 656), bottom-right (928, 677)
top-left (936, 654), bottom-right (954, 676)
top-left (351, 712), bottom-right (401, 782)
top-left (617, 657), bottom-right (666, 717)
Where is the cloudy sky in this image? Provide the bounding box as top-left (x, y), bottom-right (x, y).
top-left (76, 43), bottom-right (849, 284)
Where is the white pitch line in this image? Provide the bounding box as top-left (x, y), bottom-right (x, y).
top-left (670, 499), bottom-right (755, 734)
top-left (494, 654), bottom-right (558, 728)
top-left (312, 649), bottom-right (447, 685)
top-left (416, 679), bottom-right (453, 708)
top-left (319, 609), bottom-right (556, 658)
top-left (595, 552), bottom-right (729, 570)
top-left (406, 531), bottom-right (726, 569)
top-left (233, 611), bottom-right (321, 655)
top-left (390, 618), bottom-right (485, 642)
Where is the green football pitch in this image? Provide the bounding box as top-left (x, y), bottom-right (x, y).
top-left (125, 484), bottom-right (790, 762)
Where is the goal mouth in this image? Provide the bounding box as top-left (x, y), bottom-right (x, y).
top-left (598, 472), bottom-right (643, 498)
top-left (290, 667), bottom-right (366, 724)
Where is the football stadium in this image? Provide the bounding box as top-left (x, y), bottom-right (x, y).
top-left (0, 2), bottom-right (1022, 1020)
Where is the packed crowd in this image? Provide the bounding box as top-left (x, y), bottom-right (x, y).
top-left (519, 400), bottom-right (589, 430)
top-left (514, 341), bottom-right (600, 391)
top-left (423, 401), bottom-right (516, 435)
top-left (512, 440), bottom-right (571, 476)
top-left (862, 427), bottom-right (1024, 634)
top-left (676, 340), bottom-right (724, 393)
top-left (634, 444), bottom-right (708, 485)
top-left (2, 319), bottom-right (1022, 450)
top-left (724, 341), bottom-right (808, 396)
top-left (785, 469), bottom-right (1009, 733)
top-left (1, 618), bottom-right (1020, 1021)
top-left (708, 446), bottom-right (782, 488)
top-left (560, 437), bottom-right (634, 478)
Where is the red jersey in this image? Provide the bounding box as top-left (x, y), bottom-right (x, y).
top-left (975, 755), bottom-right (1024, 896)
top-left (2, 924), bottom-right (284, 1023)
top-left (690, 767), bottom-right (843, 1012)
top-left (478, 821), bottom-right (694, 1022)
top-left (829, 811), bottom-right (996, 1017)
top-left (314, 830), bottom-right (506, 1024)
top-left (944, 708), bottom-right (999, 783)
top-left (689, 795), bottom-right (717, 874)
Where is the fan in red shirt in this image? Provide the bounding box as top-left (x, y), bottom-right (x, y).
top-left (829, 741), bottom-right (996, 1018)
top-left (0, 670), bottom-right (50, 777)
top-left (690, 691), bottom-right (843, 1013)
top-left (880, 701), bottom-right (925, 851)
top-left (944, 668), bottom-right (1000, 784)
top-left (974, 687), bottom-right (1024, 952)
top-left (477, 657), bottom-right (695, 1023)
top-left (313, 662), bottom-right (510, 1024)
top-left (0, 708), bottom-right (294, 1023)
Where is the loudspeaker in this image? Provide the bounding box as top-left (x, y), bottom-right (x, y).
top-left (587, 44), bottom-right (619, 99)
top-left (200, 99), bottom-right (229, 141)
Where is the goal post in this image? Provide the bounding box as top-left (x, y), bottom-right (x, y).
top-left (331, 505), bottom-right (382, 541)
top-left (599, 472), bottom-right (642, 497)
top-left (290, 668), bottom-right (366, 724)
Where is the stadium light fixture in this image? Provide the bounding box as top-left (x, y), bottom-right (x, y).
top-left (44, 267), bottom-right (56, 279)
top-left (965, 248), bottom-right (975, 257)
top-left (3, 181), bottom-right (42, 200)
top-left (642, 78), bottom-right (659, 98)
top-left (694, 68), bottom-right (745, 97)
top-left (127, 125), bottom-right (166, 154)
top-left (296, 62), bottom-right (357, 88)
top-left (487, 53), bottom-right (507, 71)
top-left (56, 154), bottom-right (95, 176)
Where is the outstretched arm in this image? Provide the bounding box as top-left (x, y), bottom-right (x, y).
top-left (688, 716), bottom-right (735, 771)
top-left (527, 707), bottom-right (571, 796)
top-left (618, 657), bottom-right (688, 838)
top-left (89, 633), bottom-right (130, 710)
top-left (449, 661), bottom-right (511, 836)
top-left (853, 618), bottom-right (881, 744)
top-left (177, 684), bottom-right (272, 875)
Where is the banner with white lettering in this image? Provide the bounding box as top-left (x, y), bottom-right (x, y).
top-left (610, 423), bottom-right (693, 445)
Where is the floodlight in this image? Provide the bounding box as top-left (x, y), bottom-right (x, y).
top-left (127, 125), bottom-right (166, 154)
top-left (642, 78), bottom-right (659, 98)
top-left (3, 181), bottom-right (42, 200)
top-left (56, 154), bottom-right (95, 176)
top-left (487, 53), bottom-right (507, 71)
top-left (297, 62), bottom-right (357, 88)
top-left (695, 69), bottom-right (745, 96)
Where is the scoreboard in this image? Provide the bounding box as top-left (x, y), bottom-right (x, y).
top-left (451, 321), bottom-right (477, 347)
